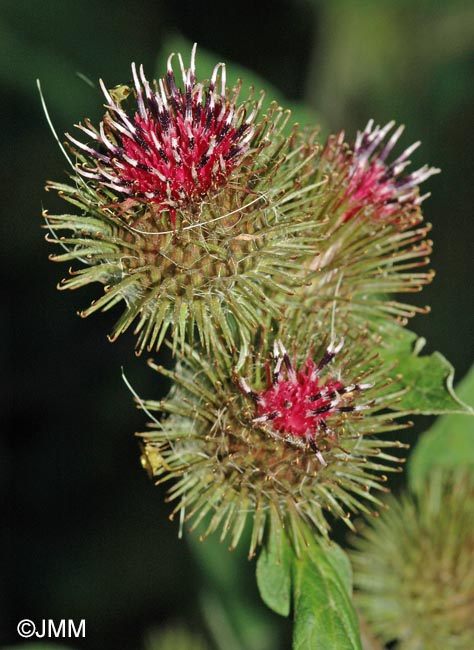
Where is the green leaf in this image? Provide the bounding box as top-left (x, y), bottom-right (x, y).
top-left (377, 322), bottom-right (473, 415)
top-left (408, 364), bottom-right (474, 492)
top-left (256, 527), bottom-right (292, 617)
top-left (257, 530), bottom-right (361, 650)
top-left (292, 540), bottom-right (361, 650)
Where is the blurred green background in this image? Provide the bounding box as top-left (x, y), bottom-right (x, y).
top-left (2, 1), bottom-right (473, 648)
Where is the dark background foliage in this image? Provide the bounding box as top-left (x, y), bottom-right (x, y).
top-left (2, 1), bottom-right (473, 648)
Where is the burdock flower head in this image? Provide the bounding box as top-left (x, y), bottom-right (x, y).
top-left (45, 45), bottom-right (324, 356)
top-left (138, 329), bottom-right (408, 558)
top-left (295, 119), bottom-right (439, 329)
top-left (351, 468), bottom-right (474, 650)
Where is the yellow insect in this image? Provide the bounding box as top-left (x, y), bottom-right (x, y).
top-left (109, 84), bottom-right (132, 104)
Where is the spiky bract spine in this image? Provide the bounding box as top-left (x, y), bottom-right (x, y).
top-left (138, 332), bottom-right (409, 558)
top-left (351, 468), bottom-right (474, 650)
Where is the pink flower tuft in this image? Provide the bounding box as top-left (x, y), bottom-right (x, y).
top-left (67, 44), bottom-right (261, 227)
top-left (334, 120), bottom-right (440, 222)
top-left (239, 340), bottom-right (372, 465)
